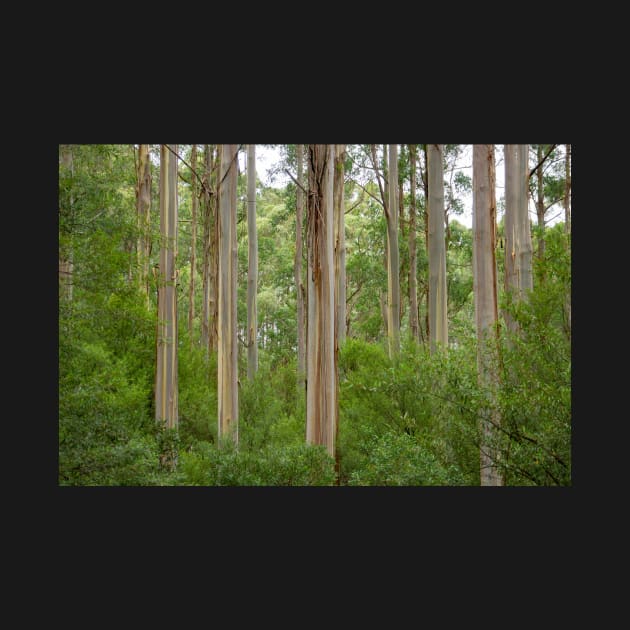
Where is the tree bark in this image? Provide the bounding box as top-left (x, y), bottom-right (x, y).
top-left (428, 144), bottom-right (448, 353)
top-left (296, 144), bottom-right (306, 386)
top-left (408, 144), bottom-right (419, 342)
top-left (218, 144), bottom-right (239, 444)
top-left (386, 144), bottom-right (400, 358)
top-left (155, 144), bottom-right (179, 468)
top-left (504, 144), bottom-right (532, 334)
top-left (247, 144), bottom-right (258, 380)
top-left (564, 144), bottom-right (571, 234)
top-left (136, 144), bottom-right (152, 306)
top-left (473, 144), bottom-right (503, 486)
top-left (188, 144), bottom-right (198, 341)
top-left (334, 144), bottom-right (347, 348)
top-left (306, 144), bottom-right (337, 459)
top-left (535, 145), bottom-right (546, 262)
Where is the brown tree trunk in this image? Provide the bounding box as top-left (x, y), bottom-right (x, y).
top-left (306, 145), bottom-right (337, 459)
top-left (334, 144), bottom-right (347, 349)
top-left (473, 144), bottom-right (503, 486)
top-left (247, 144), bottom-right (258, 380)
top-left (217, 144), bottom-right (239, 445)
top-left (386, 144), bottom-right (400, 358)
top-left (188, 144), bottom-right (198, 341)
top-left (136, 144), bottom-right (152, 306)
top-left (155, 144), bottom-right (179, 469)
top-left (296, 144), bottom-right (306, 386)
top-left (564, 144), bottom-right (571, 234)
top-left (408, 144), bottom-right (419, 342)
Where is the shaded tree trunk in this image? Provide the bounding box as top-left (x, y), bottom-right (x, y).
top-left (296, 144), bottom-right (306, 385)
top-left (247, 144), bottom-right (258, 380)
top-left (136, 144), bottom-right (152, 306)
top-left (535, 145), bottom-right (546, 262)
top-left (386, 144), bottom-right (400, 358)
top-left (564, 144), bottom-right (571, 234)
top-left (427, 143), bottom-right (448, 353)
top-left (334, 144), bottom-right (347, 349)
top-left (155, 144), bottom-right (179, 469)
top-left (504, 144), bottom-right (532, 334)
top-left (408, 144), bottom-right (419, 342)
top-left (472, 144), bottom-right (503, 486)
top-left (217, 144), bottom-right (239, 444)
top-left (306, 144), bottom-right (337, 459)
top-left (188, 144), bottom-right (198, 340)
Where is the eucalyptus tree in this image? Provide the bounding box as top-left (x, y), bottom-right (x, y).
top-left (427, 143), bottom-right (448, 352)
top-left (217, 144), bottom-right (239, 444)
top-left (472, 144), bottom-right (503, 486)
top-left (564, 144), bottom-right (571, 234)
top-left (504, 144), bottom-right (532, 334)
top-left (155, 144), bottom-right (179, 469)
top-left (305, 144), bottom-right (337, 458)
top-left (136, 144), bottom-right (152, 305)
top-left (408, 144), bottom-right (419, 342)
top-left (188, 144), bottom-right (198, 338)
top-left (247, 144), bottom-right (258, 380)
top-left (295, 144), bottom-right (306, 384)
top-left (386, 144), bottom-right (400, 357)
top-left (334, 144), bottom-right (347, 349)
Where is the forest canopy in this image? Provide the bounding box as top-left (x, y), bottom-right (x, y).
top-left (58, 144), bottom-right (571, 486)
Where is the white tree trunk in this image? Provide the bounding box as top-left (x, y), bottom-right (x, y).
top-left (188, 144), bottom-right (198, 339)
top-left (473, 145), bottom-right (503, 486)
top-left (136, 144), bottom-right (152, 306)
top-left (155, 144), bottom-right (179, 436)
top-left (306, 144), bottom-right (337, 458)
top-left (247, 144), bottom-right (258, 380)
top-left (218, 144), bottom-right (239, 444)
top-left (504, 144), bottom-right (532, 334)
top-left (408, 144), bottom-right (419, 342)
top-left (386, 144), bottom-right (400, 358)
top-left (334, 144), bottom-right (347, 348)
top-left (296, 144), bottom-right (306, 385)
top-left (428, 143), bottom-right (448, 353)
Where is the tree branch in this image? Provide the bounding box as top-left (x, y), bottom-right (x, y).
top-left (284, 168), bottom-right (308, 195)
top-left (529, 144), bottom-right (558, 178)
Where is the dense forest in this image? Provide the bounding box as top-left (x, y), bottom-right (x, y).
top-left (58, 144), bottom-right (571, 486)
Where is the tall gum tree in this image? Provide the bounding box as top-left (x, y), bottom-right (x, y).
top-left (408, 144), bottom-right (419, 342)
top-left (247, 144), bottom-right (258, 380)
top-left (136, 144), bottom-right (152, 306)
top-left (155, 144), bottom-right (179, 469)
top-left (306, 144), bottom-right (337, 458)
top-left (504, 144), bottom-right (532, 334)
top-left (386, 144), bottom-right (400, 358)
top-left (334, 144), bottom-right (347, 348)
top-left (217, 144), bottom-right (239, 444)
top-left (188, 144), bottom-right (198, 339)
top-left (295, 144), bottom-right (306, 385)
top-left (473, 144), bottom-right (503, 486)
top-left (428, 143), bottom-right (448, 352)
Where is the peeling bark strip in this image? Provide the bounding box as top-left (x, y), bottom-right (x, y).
top-left (306, 144), bottom-right (337, 458)
top-left (473, 145), bottom-right (503, 486)
top-left (155, 144), bottom-right (179, 432)
top-left (504, 144), bottom-right (532, 334)
top-left (386, 144), bottom-right (400, 358)
top-left (218, 144), bottom-right (239, 444)
top-left (247, 144), bottom-right (258, 380)
top-left (428, 144), bottom-right (448, 353)
top-left (295, 144), bottom-right (306, 384)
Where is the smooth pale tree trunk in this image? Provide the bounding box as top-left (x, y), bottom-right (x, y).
top-left (386, 144), bottom-right (400, 358)
top-left (408, 144), bottom-right (419, 342)
top-left (247, 144), bottom-right (258, 381)
top-left (295, 144), bottom-right (306, 385)
top-left (427, 144), bottom-right (448, 353)
top-left (473, 145), bottom-right (503, 486)
top-left (504, 144), bottom-right (532, 334)
top-left (535, 145), bottom-right (546, 263)
top-left (334, 144), bottom-right (347, 348)
top-left (306, 144), bottom-right (337, 458)
top-left (210, 146), bottom-right (220, 354)
top-left (136, 144), bottom-right (152, 306)
top-left (218, 144), bottom-right (239, 445)
top-left (422, 144), bottom-right (430, 343)
top-left (201, 145), bottom-right (212, 353)
top-left (188, 144), bottom-right (198, 340)
top-left (60, 145), bottom-right (74, 301)
top-left (398, 150), bottom-right (406, 326)
top-left (155, 144), bottom-right (179, 469)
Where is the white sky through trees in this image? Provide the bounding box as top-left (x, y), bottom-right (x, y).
top-left (244, 144), bottom-right (566, 230)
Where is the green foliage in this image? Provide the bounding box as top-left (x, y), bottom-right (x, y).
top-left (178, 441), bottom-right (335, 486)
